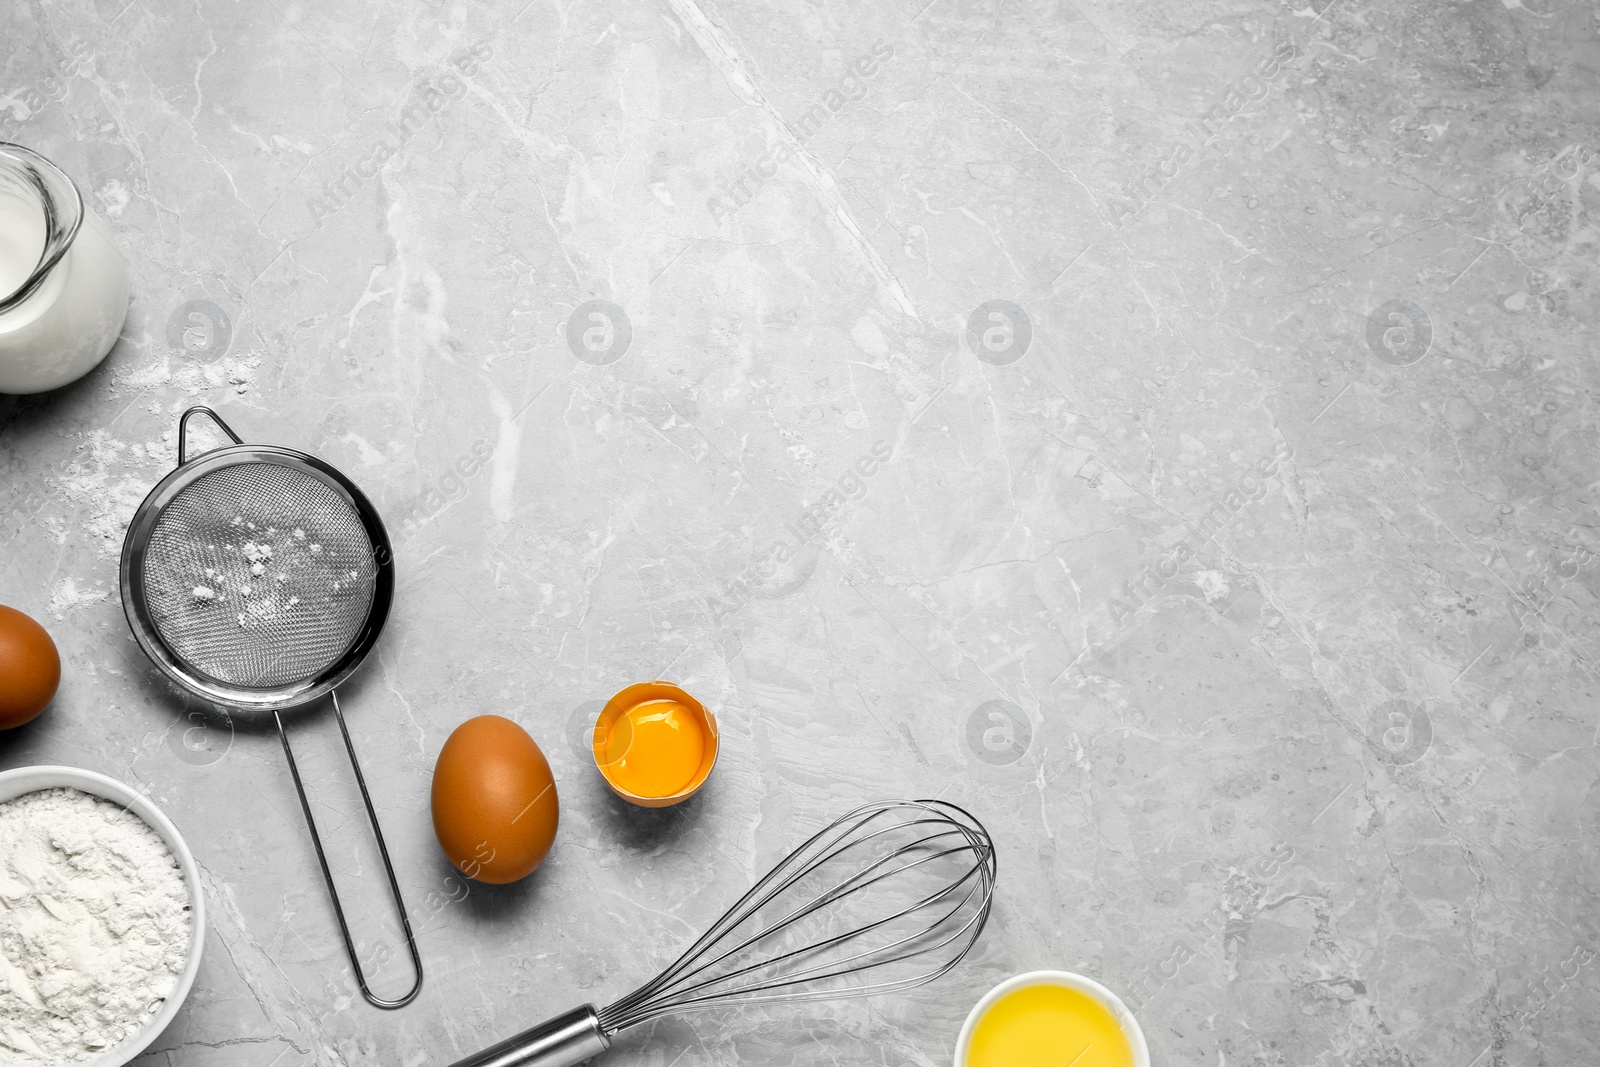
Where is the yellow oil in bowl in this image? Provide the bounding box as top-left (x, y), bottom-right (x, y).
top-left (959, 973), bottom-right (1146, 1067)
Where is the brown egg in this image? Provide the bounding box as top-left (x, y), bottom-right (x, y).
top-left (0, 604), bottom-right (60, 730)
top-left (431, 715), bottom-right (559, 884)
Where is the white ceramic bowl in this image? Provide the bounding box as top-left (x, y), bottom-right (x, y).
top-left (954, 969), bottom-right (1150, 1067)
top-left (0, 765), bottom-right (206, 1067)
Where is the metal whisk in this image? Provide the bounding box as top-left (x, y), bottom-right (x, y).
top-left (452, 799), bottom-right (997, 1067)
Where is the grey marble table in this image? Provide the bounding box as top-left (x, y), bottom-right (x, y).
top-left (3, 1), bottom-right (1598, 1065)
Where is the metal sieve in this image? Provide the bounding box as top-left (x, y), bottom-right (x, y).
top-left (120, 406), bottom-right (422, 1009)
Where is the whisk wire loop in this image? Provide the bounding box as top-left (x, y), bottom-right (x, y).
top-left (644, 834), bottom-right (990, 1007)
top-left (625, 859), bottom-right (993, 1022)
top-left (600, 804), bottom-right (897, 1018)
top-left (595, 799), bottom-right (996, 1035)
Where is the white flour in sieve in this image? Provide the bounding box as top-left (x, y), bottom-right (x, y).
top-left (175, 525), bottom-right (344, 628)
top-left (0, 788), bottom-right (192, 1065)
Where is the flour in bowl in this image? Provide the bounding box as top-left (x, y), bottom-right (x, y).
top-left (0, 788), bottom-right (192, 1065)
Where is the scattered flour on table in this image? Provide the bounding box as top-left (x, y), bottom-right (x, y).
top-left (44, 578), bottom-right (111, 620)
top-left (46, 430), bottom-right (171, 556)
top-left (112, 350), bottom-right (263, 397)
top-left (94, 180), bottom-right (130, 219)
top-left (0, 788), bottom-right (191, 1066)
top-left (36, 365), bottom-right (257, 555)
top-left (1194, 569), bottom-right (1230, 603)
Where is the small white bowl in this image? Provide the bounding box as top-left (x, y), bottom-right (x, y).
top-left (0, 765), bottom-right (206, 1067)
top-left (954, 969), bottom-right (1150, 1067)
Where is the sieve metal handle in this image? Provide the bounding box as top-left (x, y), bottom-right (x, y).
top-left (276, 691), bottom-right (425, 1009)
top-left (177, 406), bottom-right (243, 466)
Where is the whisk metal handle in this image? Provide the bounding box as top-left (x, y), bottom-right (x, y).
top-left (446, 1005), bottom-right (610, 1067)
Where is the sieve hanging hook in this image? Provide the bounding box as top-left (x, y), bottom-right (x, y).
top-left (176, 405), bottom-right (242, 466)
top-left (121, 406), bottom-right (423, 1009)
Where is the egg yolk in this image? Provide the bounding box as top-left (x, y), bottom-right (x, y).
top-left (967, 985), bottom-right (1134, 1067)
top-left (599, 699), bottom-right (705, 798)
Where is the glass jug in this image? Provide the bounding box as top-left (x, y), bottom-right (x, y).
top-left (0, 142), bottom-right (130, 394)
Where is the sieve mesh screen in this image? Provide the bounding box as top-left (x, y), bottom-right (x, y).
top-left (140, 462), bottom-right (378, 688)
